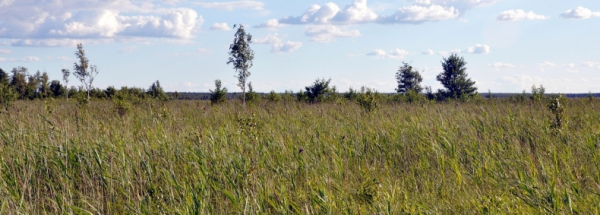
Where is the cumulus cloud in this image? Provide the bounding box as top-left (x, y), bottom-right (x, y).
top-left (0, 0), bottom-right (204, 42)
top-left (272, 41), bottom-right (303, 53)
top-left (581, 61), bottom-right (600, 68)
top-left (263, 0), bottom-right (460, 26)
top-left (497, 9), bottom-right (549, 21)
top-left (560, 7), bottom-right (600, 19)
top-left (380, 5), bottom-right (459, 24)
top-left (254, 34), bottom-right (302, 53)
top-left (366, 49), bottom-right (409, 59)
top-left (210, 22), bottom-right (231, 31)
top-left (489, 62), bottom-right (515, 70)
top-left (465, 44), bottom-right (490, 54)
top-left (253, 19), bottom-right (284, 29)
top-left (196, 1), bottom-right (264, 11)
top-left (0, 56), bottom-right (40, 62)
top-left (423, 49), bottom-right (435, 55)
top-left (305, 25), bottom-right (360, 43)
top-left (413, 0), bottom-right (502, 11)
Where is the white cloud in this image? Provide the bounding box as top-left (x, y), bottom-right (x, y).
top-left (254, 34), bottom-right (302, 53)
top-left (331, 0), bottom-right (378, 24)
top-left (423, 49), bottom-right (435, 55)
top-left (538, 61), bottom-right (556, 67)
top-left (465, 44), bottom-right (490, 54)
top-left (56, 56), bottom-right (70, 61)
top-left (438, 49), bottom-right (462, 56)
top-left (497, 9), bottom-right (549, 21)
top-left (254, 19), bottom-right (284, 29)
top-left (210, 22), bottom-right (231, 31)
top-left (560, 7), bottom-right (600, 19)
top-left (413, 0), bottom-right (502, 11)
top-left (366, 48), bottom-right (409, 59)
top-left (280, 3), bottom-right (340, 24)
top-left (0, 1), bottom-right (204, 40)
top-left (272, 41), bottom-right (302, 53)
top-left (305, 25), bottom-right (360, 43)
top-left (0, 49), bottom-right (11, 54)
top-left (273, 0), bottom-right (459, 26)
top-left (196, 1), bottom-right (264, 11)
top-left (254, 33), bottom-right (282, 44)
top-left (0, 56), bottom-right (40, 62)
top-left (197, 48), bottom-right (211, 53)
top-left (380, 5), bottom-right (459, 24)
top-left (119, 46), bottom-right (137, 53)
top-left (489, 62), bottom-right (515, 70)
top-left (581, 61), bottom-right (600, 68)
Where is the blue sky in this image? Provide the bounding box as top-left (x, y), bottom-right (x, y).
top-left (1, 0), bottom-right (599, 93)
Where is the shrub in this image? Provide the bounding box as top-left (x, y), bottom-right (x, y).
top-left (530, 84), bottom-right (545, 102)
top-left (210, 79), bottom-right (227, 105)
top-left (357, 87), bottom-right (379, 113)
top-left (305, 78), bottom-right (332, 103)
top-left (548, 94), bottom-right (567, 130)
top-left (245, 82), bottom-right (260, 104)
top-left (0, 83), bottom-right (17, 110)
top-left (266, 90), bottom-right (281, 102)
top-left (113, 98), bottom-right (131, 117)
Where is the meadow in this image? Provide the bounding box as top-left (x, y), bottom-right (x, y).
top-left (0, 98), bottom-right (599, 214)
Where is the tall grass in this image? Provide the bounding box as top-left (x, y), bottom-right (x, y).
top-left (0, 99), bottom-right (599, 214)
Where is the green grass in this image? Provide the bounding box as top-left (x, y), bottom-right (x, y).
top-left (0, 99), bottom-right (599, 214)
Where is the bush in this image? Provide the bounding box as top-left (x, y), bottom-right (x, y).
top-left (266, 90), bottom-right (281, 102)
top-left (548, 94), bottom-right (567, 130)
top-left (357, 87), bottom-right (379, 113)
top-left (305, 78), bottom-right (332, 103)
top-left (245, 82), bottom-right (260, 104)
top-left (0, 83), bottom-right (17, 110)
top-left (113, 98), bottom-right (131, 117)
top-left (210, 80), bottom-right (227, 105)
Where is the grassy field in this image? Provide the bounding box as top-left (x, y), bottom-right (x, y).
top-left (0, 98), bottom-right (599, 214)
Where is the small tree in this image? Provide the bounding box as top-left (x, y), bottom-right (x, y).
top-left (227, 24), bottom-right (254, 107)
top-left (10, 67), bottom-right (28, 99)
top-left (305, 78), bottom-right (332, 103)
top-left (62, 69), bottom-right (70, 101)
top-left (147, 80), bottom-right (168, 100)
top-left (73, 43), bottom-right (99, 102)
top-left (0, 68), bottom-right (9, 86)
top-left (39, 72), bottom-right (50, 99)
top-left (245, 82), bottom-right (260, 104)
top-left (436, 53), bottom-right (477, 99)
top-left (210, 79), bottom-right (227, 104)
top-left (49, 80), bottom-right (65, 97)
top-left (266, 90), bottom-right (281, 102)
top-left (396, 62), bottom-right (423, 93)
top-left (530, 84), bottom-right (545, 102)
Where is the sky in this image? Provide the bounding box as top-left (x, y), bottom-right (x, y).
top-left (0, 0), bottom-right (599, 93)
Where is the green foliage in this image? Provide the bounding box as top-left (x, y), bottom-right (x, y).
top-left (10, 67), bottom-right (28, 99)
top-left (227, 24), bottom-right (254, 106)
top-left (0, 68), bottom-right (10, 86)
top-left (112, 97), bottom-right (131, 117)
top-left (530, 84), bottom-right (546, 102)
top-left (266, 90), bottom-right (281, 102)
top-left (73, 43), bottom-right (99, 101)
top-left (436, 53), bottom-right (478, 99)
top-left (210, 79), bottom-right (227, 105)
top-left (0, 82), bottom-right (17, 110)
top-left (105, 86), bottom-right (117, 99)
top-left (547, 94), bottom-right (567, 130)
top-left (344, 87), bottom-right (359, 101)
top-left (147, 80), bottom-right (168, 101)
top-left (356, 87), bottom-right (379, 113)
top-left (304, 78), bottom-right (332, 103)
top-left (245, 82), bottom-right (260, 104)
top-left (0, 99), bottom-right (600, 214)
top-left (396, 62), bottom-right (424, 93)
top-left (49, 80), bottom-right (65, 97)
